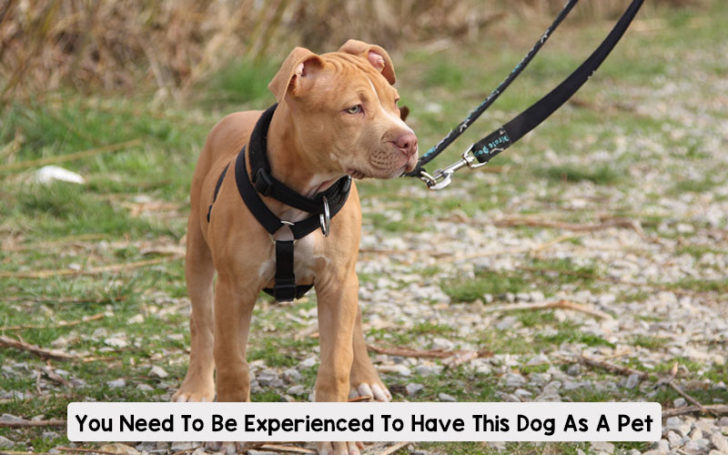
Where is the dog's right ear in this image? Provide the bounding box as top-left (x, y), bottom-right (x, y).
top-left (268, 47), bottom-right (324, 102)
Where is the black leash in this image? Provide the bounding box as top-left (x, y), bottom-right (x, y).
top-left (411, 0), bottom-right (644, 190)
top-left (408, 0), bottom-right (578, 178)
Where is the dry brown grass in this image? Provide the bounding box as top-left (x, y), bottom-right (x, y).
top-left (0, 0), bottom-right (706, 102)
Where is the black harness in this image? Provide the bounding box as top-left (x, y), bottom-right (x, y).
top-left (207, 104), bottom-right (352, 301)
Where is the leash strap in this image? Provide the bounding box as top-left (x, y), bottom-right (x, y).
top-left (413, 0), bottom-right (644, 189)
top-left (470, 0), bottom-right (644, 165)
top-left (408, 0), bottom-right (578, 176)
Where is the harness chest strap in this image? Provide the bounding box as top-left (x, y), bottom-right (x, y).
top-left (206, 106), bottom-right (352, 301)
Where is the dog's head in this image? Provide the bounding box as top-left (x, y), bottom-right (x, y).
top-left (268, 40), bottom-right (418, 179)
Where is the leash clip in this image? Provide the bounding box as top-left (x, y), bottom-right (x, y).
top-left (422, 146), bottom-right (492, 191)
top-left (319, 196), bottom-right (330, 237)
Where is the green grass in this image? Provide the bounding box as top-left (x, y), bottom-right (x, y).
top-left (202, 58), bottom-right (280, 107)
top-left (535, 164), bottom-right (622, 185)
top-left (537, 327), bottom-right (615, 349)
top-left (442, 271), bottom-right (527, 303)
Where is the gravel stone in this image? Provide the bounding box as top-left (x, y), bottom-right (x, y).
top-left (170, 442), bottom-right (198, 451)
top-left (684, 438), bottom-right (711, 453)
top-left (566, 364), bottom-right (581, 376)
top-left (406, 383), bottom-right (425, 396)
top-left (711, 433), bottom-right (728, 452)
top-left (415, 364), bottom-right (443, 377)
top-left (535, 381), bottom-right (562, 402)
top-left (513, 388), bottom-right (532, 399)
top-left (107, 378), bottom-right (126, 388)
top-left (502, 373), bottom-right (526, 388)
top-left (0, 436), bottom-right (13, 448)
top-left (282, 368), bottom-right (302, 383)
top-left (0, 414), bottom-right (22, 424)
top-left (438, 393), bottom-right (456, 402)
top-left (526, 354), bottom-right (549, 366)
top-left (257, 369), bottom-right (282, 387)
top-left (656, 440), bottom-right (670, 452)
top-left (590, 441), bottom-right (615, 454)
top-left (666, 430), bottom-right (683, 447)
top-left (689, 427), bottom-right (703, 440)
top-left (150, 366), bottom-right (168, 378)
top-left (286, 385), bottom-right (306, 396)
top-left (299, 356), bottom-right (317, 369)
top-left (431, 337), bottom-right (454, 351)
top-left (624, 373), bottom-right (641, 389)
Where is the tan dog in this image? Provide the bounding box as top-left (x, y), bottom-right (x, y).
top-left (173, 40), bottom-right (417, 455)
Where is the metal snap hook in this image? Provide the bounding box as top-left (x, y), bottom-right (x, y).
top-left (319, 196), bottom-right (331, 237)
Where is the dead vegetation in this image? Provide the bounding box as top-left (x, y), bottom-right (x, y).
top-left (0, 0), bottom-right (704, 102)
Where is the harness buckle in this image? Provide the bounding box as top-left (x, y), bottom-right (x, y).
top-left (254, 168), bottom-right (274, 196)
top-left (319, 196), bottom-right (331, 237)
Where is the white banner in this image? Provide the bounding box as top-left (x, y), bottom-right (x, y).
top-left (68, 402), bottom-right (661, 442)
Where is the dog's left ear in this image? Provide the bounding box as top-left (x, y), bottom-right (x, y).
top-left (269, 47), bottom-right (325, 102)
top-left (338, 39), bottom-right (396, 85)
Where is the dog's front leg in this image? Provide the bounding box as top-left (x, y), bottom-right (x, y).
top-left (314, 269), bottom-right (362, 455)
top-left (214, 275), bottom-right (256, 402)
top-left (208, 275), bottom-right (257, 454)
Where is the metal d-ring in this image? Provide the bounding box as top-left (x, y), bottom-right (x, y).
top-left (319, 196), bottom-right (331, 237)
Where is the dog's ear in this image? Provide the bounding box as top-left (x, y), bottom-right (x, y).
top-left (399, 105), bottom-right (409, 121)
top-left (268, 47), bottom-right (324, 101)
top-left (338, 39), bottom-right (396, 85)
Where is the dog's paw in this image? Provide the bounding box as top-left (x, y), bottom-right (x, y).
top-left (317, 441), bottom-right (363, 455)
top-left (349, 382), bottom-right (391, 402)
top-left (172, 388), bottom-right (214, 402)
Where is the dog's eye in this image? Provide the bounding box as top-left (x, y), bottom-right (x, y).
top-left (346, 104), bottom-right (363, 115)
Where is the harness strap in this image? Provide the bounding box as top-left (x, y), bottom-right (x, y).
top-left (263, 240), bottom-right (313, 301)
top-left (229, 106), bottom-right (351, 302)
top-left (206, 163), bottom-right (230, 222)
top-left (249, 104), bottom-right (351, 215)
top-left (235, 146), bottom-right (350, 240)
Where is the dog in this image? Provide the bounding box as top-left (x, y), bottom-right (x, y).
top-left (173, 39), bottom-right (418, 455)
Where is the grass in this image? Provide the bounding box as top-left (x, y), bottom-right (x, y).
top-left (535, 164), bottom-right (622, 186)
top-left (2, 1), bottom-right (728, 453)
top-left (442, 271), bottom-right (528, 303)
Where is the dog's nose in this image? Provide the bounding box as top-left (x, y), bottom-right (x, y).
top-left (395, 132), bottom-right (418, 157)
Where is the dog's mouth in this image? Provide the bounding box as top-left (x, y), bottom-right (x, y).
top-left (347, 159), bottom-right (416, 180)
top-left (347, 168), bottom-right (367, 179)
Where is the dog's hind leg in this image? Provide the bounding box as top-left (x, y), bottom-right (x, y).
top-left (173, 212), bottom-right (216, 402)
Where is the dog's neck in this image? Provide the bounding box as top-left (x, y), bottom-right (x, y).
top-left (265, 104), bottom-right (343, 199)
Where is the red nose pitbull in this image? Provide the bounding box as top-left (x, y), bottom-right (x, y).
top-left (173, 40), bottom-right (417, 455)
